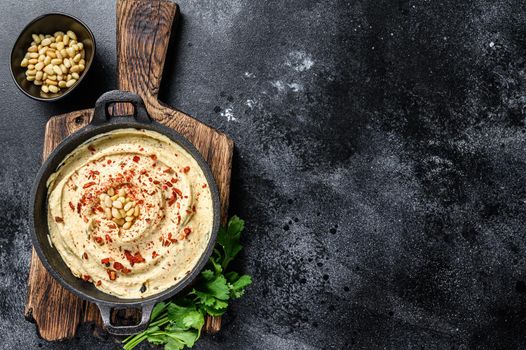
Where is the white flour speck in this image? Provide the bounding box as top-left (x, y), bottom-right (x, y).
top-left (220, 108), bottom-right (236, 122)
top-left (271, 80), bottom-right (286, 92)
top-left (246, 99), bottom-right (257, 108)
top-left (271, 81), bottom-right (303, 93)
top-left (286, 51), bottom-right (314, 72)
top-left (244, 72), bottom-right (256, 78)
top-left (489, 41), bottom-right (495, 47)
top-left (287, 83), bottom-right (303, 92)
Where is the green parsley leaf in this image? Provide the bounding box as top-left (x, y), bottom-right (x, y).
top-left (163, 329), bottom-right (199, 348)
top-left (217, 216), bottom-right (245, 269)
top-left (195, 274), bottom-right (230, 300)
top-left (167, 303), bottom-right (204, 335)
top-left (229, 275), bottom-right (252, 299)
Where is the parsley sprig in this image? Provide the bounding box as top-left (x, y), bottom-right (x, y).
top-left (123, 216), bottom-right (251, 350)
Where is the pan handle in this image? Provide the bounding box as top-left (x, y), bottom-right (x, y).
top-left (97, 303), bottom-right (154, 335)
top-left (91, 90), bottom-right (151, 125)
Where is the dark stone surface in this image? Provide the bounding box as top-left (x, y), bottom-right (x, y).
top-left (1, 0), bottom-right (526, 349)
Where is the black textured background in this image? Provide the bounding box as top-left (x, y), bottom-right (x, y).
top-left (1, 0), bottom-right (526, 349)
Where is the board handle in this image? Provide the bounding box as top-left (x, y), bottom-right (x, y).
top-left (98, 303), bottom-right (154, 335)
top-left (116, 0), bottom-right (177, 102)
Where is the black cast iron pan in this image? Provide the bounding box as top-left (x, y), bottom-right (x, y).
top-left (30, 90), bottom-right (220, 335)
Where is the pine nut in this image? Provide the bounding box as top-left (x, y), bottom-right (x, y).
top-left (70, 65), bottom-right (80, 73)
top-left (54, 31), bottom-right (65, 37)
top-left (44, 64), bottom-right (54, 75)
top-left (118, 188), bottom-right (126, 196)
top-left (46, 79), bottom-right (57, 86)
top-left (104, 197), bottom-right (112, 207)
top-left (38, 47), bottom-right (48, 55)
top-left (112, 208), bottom-right (121, 219)
top-left (28, 45), bottom-right (38, 52)
top-left (29, 52), bottom-right (39, 58)
top-left (51, 58), bottom-right (62, 65)
top-left (20, 58), bottom-right (29, 67)
top-left (63, 35), bottom-right (70, 45)
top-left (134, 206), bottom-right (140, 217)
top-left (67, 30), bottom-right (77, 41)
top-left (32, 34), bottom-right (41, 44)
top-left (35, 71), bottom-right (43, 80)
top-left (64, 59), bottom-right (71, 68)
top-left (73, 53), bottom-right (81, 63)
top-left (48, 85), bottom-right (59, 93)
top-left (46, 50), bottom-right (56, 58)
top-left (26, 69), bottom-right (36, 76)
top-left (35, 62), bottom-right (44, 71)
top-left (47, 75), bottom-right (57, 81)
top-left (124, 202), bottom-right (133, 211)
top-left (56, 42), bottom-right (65, 50)
top-left (34, 80), bottom-right (42, 86)
top-left (41, 85), bottom-right (49, 93)
top-left (38, 55), bottom-right (45, 62)
top-left (58, 80), bottom-right (67, 88)
top-left (108, 188), bottom-right (115, 196)
top-left (44, 56), bottom-right (51, 65)
top-left (41, 38), bottom-right (52, 46)
top-left (113, 201), bottom-right (123, 209)
top-left (77, 42), bottom-right (84, 50)
top-left (126, 208), bottom-right (134, 217)
top-left (66, 47), bottom-right (75, 57)
top-left (52, 65), bottom-right (62, 75)
top-left (123, 222), bottom-right (132, 230)
top-left (125, 216), bottom-right (134, 222)
top-left (26, 75), bottom-right (35, 81)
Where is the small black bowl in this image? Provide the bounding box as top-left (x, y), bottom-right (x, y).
top-left (10, 13), bottom-right (96, 102)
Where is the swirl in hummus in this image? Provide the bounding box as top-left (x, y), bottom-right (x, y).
top-left (47, 129), bottom-right (213, 299)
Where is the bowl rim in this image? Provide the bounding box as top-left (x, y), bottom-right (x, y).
top-left (9, 12), bottom-right (96, 102)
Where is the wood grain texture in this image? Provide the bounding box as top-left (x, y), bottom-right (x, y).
top-left (25, 0), bottom-right (232, 341)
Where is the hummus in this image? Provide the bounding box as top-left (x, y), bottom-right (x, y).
top-left (47, 129), bottom-right (214, 299)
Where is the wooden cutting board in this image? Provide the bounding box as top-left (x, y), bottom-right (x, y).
top-left (24, 0), bottom-right (233, 341)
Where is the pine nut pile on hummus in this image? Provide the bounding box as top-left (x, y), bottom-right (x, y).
top-left (46, 129), bottom-right (213, 298)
